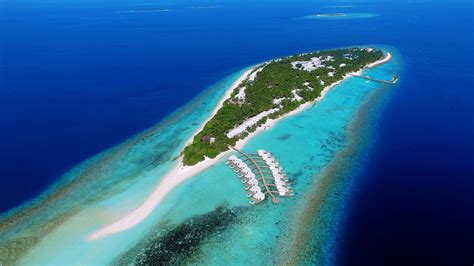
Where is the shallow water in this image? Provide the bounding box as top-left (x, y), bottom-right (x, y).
top-left (0, 68), bottom-right (249, 264)
top-left (0, 50), bottom-right (401, 265)
top-left (2, 0), bottom-right (473, 264)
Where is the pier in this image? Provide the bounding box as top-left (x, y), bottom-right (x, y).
top-left (227, 146), bottom-right (294, 205)
top-left (350, 73), bottom-right (398, 84)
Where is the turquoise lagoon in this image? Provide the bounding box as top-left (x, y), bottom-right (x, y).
top-left (1, 50), bottom-right (401, 265)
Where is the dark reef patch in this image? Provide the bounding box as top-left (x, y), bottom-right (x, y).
top-left (291, 123), bottom-right (304, 129)
top-left (277, 133), bottom-right (292, 141)
top-left (288, 169), bottom-right (303, 187)
top-left (118, 204), bottom-right (246, 265)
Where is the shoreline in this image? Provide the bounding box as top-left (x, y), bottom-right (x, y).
top-left (182, 66), bottom-right (258, 148)
top-left (88, 50), bottom-right (392, 241)
top-left (367, 52), bottom-right (391, 68)
top-left (88, 66), bottom-right (258, 240)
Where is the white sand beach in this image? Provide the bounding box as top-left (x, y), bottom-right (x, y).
top-left (88, 67), bottom-right (257, 240)
top-left (88, 51), bottom-right (392, 241)
top-left (367, 52), bottom-right (392, 68)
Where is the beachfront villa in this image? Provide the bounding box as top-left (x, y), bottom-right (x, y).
top-left (226, 108), bottom-right (280, 139)
top-left (226, 147), bottom-right (294, 205)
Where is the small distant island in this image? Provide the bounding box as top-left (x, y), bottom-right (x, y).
top-left (316, 13), bottom-right (347, 17)
top-left (183, 48), bottom-right (385, 165)
top-left (119, 9), bottom-right (171, 13)
top-left (305, 13), bottom-right (377, 20)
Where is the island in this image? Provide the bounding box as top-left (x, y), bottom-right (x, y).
top-left (316, 13), bottom-right (347, 17)
top-left (183, 47), bottom-right (385, 165)
top-left (88, 47), bottom-right (391, 240)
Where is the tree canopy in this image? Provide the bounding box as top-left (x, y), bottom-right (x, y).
top-left (183, 48), bottom-right (384, 165)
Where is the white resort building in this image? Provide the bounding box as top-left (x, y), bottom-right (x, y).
top-left (226, 148), bottom-right (294, 205)
top-left (226, 108), bottom-right (279, 139)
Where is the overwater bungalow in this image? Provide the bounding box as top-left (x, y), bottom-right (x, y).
top-left (227, 147), bottom-right (294, 204)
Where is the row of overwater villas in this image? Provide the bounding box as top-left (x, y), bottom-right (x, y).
top-left (227, 155), bottom-right (266, 204)
top-left (227, 149), bottom-right (294, 205)
top-left (256, 150), bottom-right (294, 197)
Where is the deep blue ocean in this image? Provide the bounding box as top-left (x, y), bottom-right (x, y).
top-left (1, 0), bottom-right (473, 264)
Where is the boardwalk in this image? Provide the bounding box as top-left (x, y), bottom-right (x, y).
top-left (350, 73), bottom-right (398, 84)
top-left (229, 146), bottom-right (281, 204)
top-left (228, 146), bottom-right (294, 205)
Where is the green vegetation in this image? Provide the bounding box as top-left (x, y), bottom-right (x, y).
top-left (183, 48), bottom-right (384, 165)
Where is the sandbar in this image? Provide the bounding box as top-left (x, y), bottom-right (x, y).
top-left (88, 51), bottom-right (392, 240)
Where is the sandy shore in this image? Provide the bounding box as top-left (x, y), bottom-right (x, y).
top-left (88, 67), bottom-right (257, 240)
top-left (182, 66), bottom-right (258, 147)
top-left (367, 52), bottom-right (392, 68)
top-left (88, 51), bottom-right (392, 241)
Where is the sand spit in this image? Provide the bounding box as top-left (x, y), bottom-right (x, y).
top-left (88, 51), bottom-right (392, 240)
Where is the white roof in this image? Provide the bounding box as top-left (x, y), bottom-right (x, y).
top-left (250, 185), bottom-right (261, 192)
top-left (226, 108), bottom-right (279, 138)
top-left (248, 180), bottom-right (258, 185)
top-left (254, 192), bottom-right (265, 200)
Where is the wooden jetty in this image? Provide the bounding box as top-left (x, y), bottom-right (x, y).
top-left (349, 73), bottom-right (398, 84)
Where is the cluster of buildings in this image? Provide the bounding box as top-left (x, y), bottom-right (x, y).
top-left (257, 150), bottom-right (293, 197)
top-left (291, 55), bottom-right (335, 72)
top-left (225, 108), bottom-right (279, 139)
top-left (227, 155), bottom-right (266, 204)
top-left (226, 147), bottom-right (294, 205)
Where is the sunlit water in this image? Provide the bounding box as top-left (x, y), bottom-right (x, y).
top-left (2, 0), bottom-right (473, 264)
top-left (1, 50), bottom-right (401, 264)
top-left (304, 13), bottom-right (378, 20)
